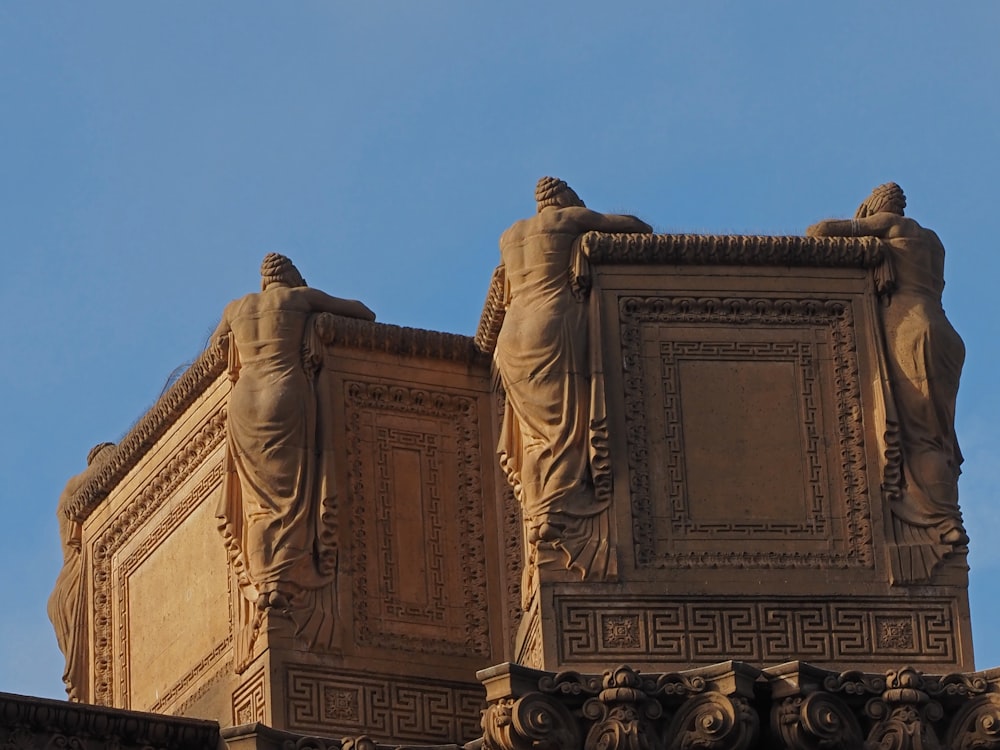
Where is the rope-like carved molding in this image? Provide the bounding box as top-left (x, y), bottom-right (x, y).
top-left (68, 346), bottom-right (226, 522)
top-left (322, 315), bottom-right (485, 364)
top-left (580, 232), bottom-right (885, 267)
top-left (474, 233), bottom-right (884, 356)
top-left (0, 691), bottom-right (220, 750)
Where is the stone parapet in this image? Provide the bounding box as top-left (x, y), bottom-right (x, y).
top-left (0, 691), bottom-right (220, 750)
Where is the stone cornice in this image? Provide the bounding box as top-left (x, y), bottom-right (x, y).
top-left (319, 316), bottom-right (484, 364)
top-left (0, 691), bottom-right (219, 750)
top-left (474, 233), bottom-right (885, 354)
top-left (580, 231), bottom-right (884, 267)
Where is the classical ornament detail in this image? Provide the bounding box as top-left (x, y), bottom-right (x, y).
top-left (482, 664), bottom-right (758, 750)
top-left (557, 597), bottom-right (957, 664)
top-left (768, 665), bottom-right (1000, 750)
top-left (772, 692), bottom-right (863, 750)
top-left (322, 314), bottom-right (483, 363)
top-left (580, 231), bottom-right (884, 268)
top-left (619, 295), bottom-right (873, 570)
top-left (0, 692), bottom-right (219, 750)
top-left (91, 409), bottom-right (227, 706)
top-left (233, 667), bottom-right (267, 725)
top-left (481, 693), bottom-right (582, 750)
top-left (480, 663), bottom-right (1000, 750)
top-left (496, 390), bottom-right (525, 629)
top-left (345, 380), bottom-right (491, 659)
top-left (285, 665), bottom-right (483, 743)
top-left (475, 234), bottom-right (884, 360)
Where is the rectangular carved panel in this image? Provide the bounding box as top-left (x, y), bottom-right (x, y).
top-left (285, 665), bottom-right (484, 743)
top-left (557, 597), bottom-right (957, 664)
top-left (345, 382), bottom-right (490, 658)
top-left (619, 296), bottom-right (873, 569)
top-left (93, 411), bottom-right (227, 707)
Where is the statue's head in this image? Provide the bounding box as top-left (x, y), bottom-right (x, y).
top-left (260, 252), bottom-right (307, 290)
top-left (86, 442), bottom-right (115, 466)
top-left (535, 176), bottom-right (585, 212)
top-left (855, 182), bottom-right (906, 219)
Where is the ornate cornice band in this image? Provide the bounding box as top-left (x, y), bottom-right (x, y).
top-left (580, 232), bottom-right (884, 267)
top-left (475, 233), bottom-right (885, 355)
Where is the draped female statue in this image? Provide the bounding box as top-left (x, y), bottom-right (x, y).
top-left (213, 253), bottom-right (374, 655)
top-left (495, 177), bottom-right (652, 580)
top-left (807, 183), bottom-right (966, 582)
top-left (49, 441), bottom-right (115, 701)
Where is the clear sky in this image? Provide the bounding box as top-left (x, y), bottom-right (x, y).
top-left (2, 3), bottom-right (998, 699)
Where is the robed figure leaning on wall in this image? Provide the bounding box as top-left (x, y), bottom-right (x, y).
top-left (495, 177), bottom-right (652, 581)
top-left (49, 441), bottom-right (116, 701)
top-left (213, 253), bottom-right (374, 661)
top-left (808, 183), bottom-right (967, 584)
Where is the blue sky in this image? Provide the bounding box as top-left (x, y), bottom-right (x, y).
top-left (1, 3), bottom-right (998, 698)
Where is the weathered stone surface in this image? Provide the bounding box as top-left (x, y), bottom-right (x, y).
top-left (49, 182), bottom-right (978, 750)
top-left (55, 255), bottom-right (504, 740)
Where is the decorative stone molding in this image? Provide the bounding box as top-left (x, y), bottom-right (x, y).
top-left (580, 232), bottom-right (884, 268)
top-left (479, 662), bottom-right (759, 750)
top-left (323, 316), bottom-right (484, 364)
top-left (555, 596), bottom-right (959, 665)
top-left (344, 381), bottom-right (491, 659)
top-left (0, 691), bottom-right (219, 750)
top-left (91, 409), bottom-right (227, 706)
top-left (477, 661), bottom-right (1000, 750)
top-left (474, 234), bottom-right (884, 358)
top-left (618, 295), bottom-right (874, 571)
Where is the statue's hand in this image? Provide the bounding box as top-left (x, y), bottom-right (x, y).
top-left (213, 333), bottom-right (230, 358)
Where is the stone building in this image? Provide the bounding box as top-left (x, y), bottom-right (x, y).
top-left (19, 182), bottom-right (1000, 750)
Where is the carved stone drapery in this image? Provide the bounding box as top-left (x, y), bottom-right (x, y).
top-left (807, 186), bottom-right (967, 585)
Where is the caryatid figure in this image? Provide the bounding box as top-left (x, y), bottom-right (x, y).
top-left (213, 253), bottom-right (374, 654)
top-left (495, 177), bottom-right (652, 580)
top-left (49, 441), bottom-right (115, 701)
top-left (807, 183), bottom-right (967, 583)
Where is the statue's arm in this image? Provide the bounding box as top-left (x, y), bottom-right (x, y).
top-left (576, 207), bottom-right (653, 234)
top-left (806, 214), bottom-right (896, 238)
top-left (210, 305), bottom-right (233, 353)
top-left (303, 288), bottom-right (376, 321)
